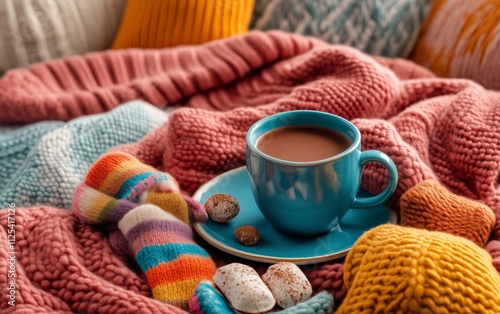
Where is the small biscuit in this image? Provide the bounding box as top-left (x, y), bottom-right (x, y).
top-left (235, 226), bottom-right (260, 245)
top-left (262, 262), bottom-right (312, 308)
top-left (213, 263), bottom-right (276, 313)
top-left (204, 193), bottom-right (240, 222)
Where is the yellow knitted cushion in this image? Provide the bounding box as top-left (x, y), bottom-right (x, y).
top-left (411, 0), bottom-right (500, 89)
top-left (112, 0), bottom-right (255, 49)
top-left (337, 224), bottom-right (500, 314)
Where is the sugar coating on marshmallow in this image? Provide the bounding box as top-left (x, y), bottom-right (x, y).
top-left (262, 262), bottom-right (312, 308)
top-left (213, 263), bottom-right (276, 313)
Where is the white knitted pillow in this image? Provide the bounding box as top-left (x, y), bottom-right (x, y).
top-left (0, 0), bottom-right (126, 74)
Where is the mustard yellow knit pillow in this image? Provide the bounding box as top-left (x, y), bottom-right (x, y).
top-left (411, 0), bottom-right (500, 89)
top-left (338, 225), bottom-right (500, 313)
top-left (112, 0), bottom-right (255, 49)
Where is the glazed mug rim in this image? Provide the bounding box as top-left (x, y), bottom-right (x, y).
top-left (246, 110), bottom-right (361, 166)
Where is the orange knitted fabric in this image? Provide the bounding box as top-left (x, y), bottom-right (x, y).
top-left (400, 180), bottom-right (495, 247)
top-left (337, 224), bottom-right (500, 314)
top-left (411, 0), bottom-right (500, 89)
top-left (112, 0), bottom-right (255, 49)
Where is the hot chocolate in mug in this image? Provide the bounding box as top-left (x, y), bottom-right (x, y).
top-left (246, 110), bottom-right (398, 236)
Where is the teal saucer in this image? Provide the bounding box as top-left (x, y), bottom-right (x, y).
top-left (193, 167), bottom-right (397, 265)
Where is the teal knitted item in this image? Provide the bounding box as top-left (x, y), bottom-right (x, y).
top-left (250, 0), bottom-right (430, 58)
top-left (189, 282), bottom-right (334, 314)
top-left (0, 100), bottom-right (167, 209)
top-left (189, 281), bottom-right (235, 314)
top-left (0, 121), bottom-right (63, 188)
top-left (278, 292), bottom-right (334, 314)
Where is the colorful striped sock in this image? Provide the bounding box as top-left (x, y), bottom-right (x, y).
top-left (77, 152), bottom-right (192, 223)
top-left (72, 183), bottom-right (138, 224)
top-left (85, 152), bottom-right (180, 202)
top-left (71, 151), bottom-right (215, 309)
top-left (119, 204), bottom-right (217, 309)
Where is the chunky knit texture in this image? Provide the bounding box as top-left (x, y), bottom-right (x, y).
top-left (337, 224), bottom-right (500, 313)
top-left (486, 240), bottom-right (500, 273)
top-left (72, 152), bottom-right (216, 310)
top-left (0, 207), bottom-right (185, 314)
top-left (112, 0), bottom-right (255, 49)
top-left (0, 121), bottom-right (63, 188)
top-left (0, 101), bottom-right (167, 209)
top-left (305, 264), bottom-right (346, 302)
top-left (0, 0), bottom-right (126, 74)
top-left (250, 0), bottom-right (430, 58)
top-left (0, 31), bottom-right (320, 123)
top-left (104, 34), bottom-right (500, 243)
top-left (411, 0), bottom-right (500, 89)
top-left (401, 179), bottom-right (496, 247)
top-left (1, 32), bottom-right (500, 311)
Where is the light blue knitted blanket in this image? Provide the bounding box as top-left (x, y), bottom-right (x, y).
top-left (0, 100), bottom-right (167, 209)
top-left (0, 121), bottom-right (63, 188)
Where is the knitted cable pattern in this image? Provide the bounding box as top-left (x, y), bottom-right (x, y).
top-left (250, 0), bottom-right (430, 58)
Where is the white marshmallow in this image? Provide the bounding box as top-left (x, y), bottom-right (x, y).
top-left (213, 263), bottom-right (276, 313)
top-left (262, 262), bottom-right (312, 308)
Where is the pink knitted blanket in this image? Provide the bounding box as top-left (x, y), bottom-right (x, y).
top-left (1, 31), bottom-right (499, 313)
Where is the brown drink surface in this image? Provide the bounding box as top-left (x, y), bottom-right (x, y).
top-left (256, 126), bottom-right (351, 162)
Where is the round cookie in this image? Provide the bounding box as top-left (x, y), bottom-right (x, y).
top-left (204, 193), bottom-right (240, 222)
top-left (235, 226), bottom-right (260, 246)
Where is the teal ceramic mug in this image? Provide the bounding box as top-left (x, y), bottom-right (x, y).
top-left (246, 110), bottom-right (398, 236)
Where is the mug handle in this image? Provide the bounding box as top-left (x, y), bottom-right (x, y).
top-left (351, 150), bottom-right (398, 208)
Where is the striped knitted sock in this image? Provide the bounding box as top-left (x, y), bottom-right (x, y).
top-left (72, 152), bottom-right (201, 227)
top-left (72, 183), bottom-right (138, 224)
top-left (85, 152), bottom-right (180, 202)
top-left (118, 204), bottom-right (217, 309)
top-left (72, 151), bottom-right (208, 223)
top-left (72, 151), bottom-right (215, 309)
